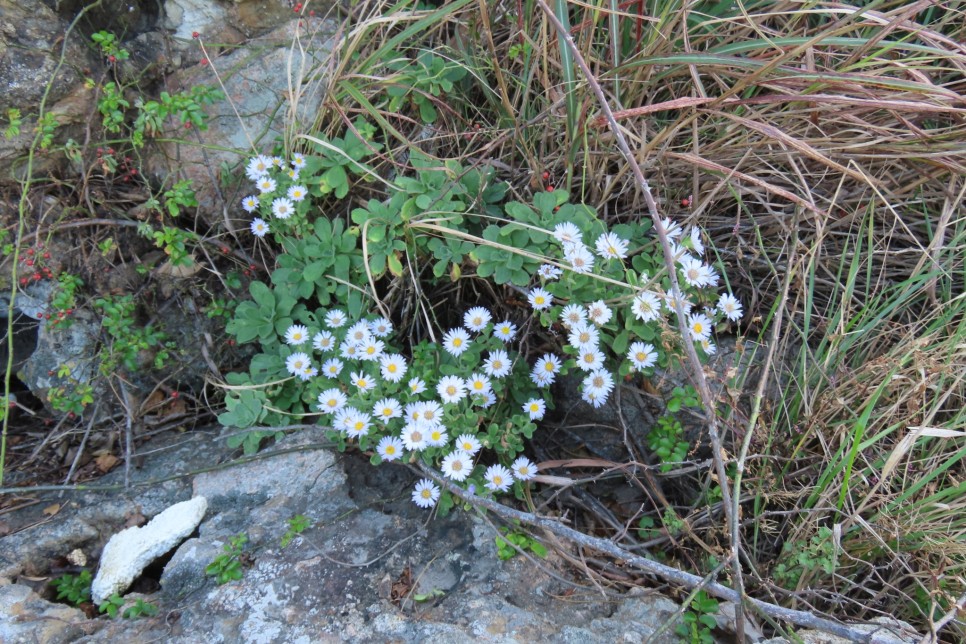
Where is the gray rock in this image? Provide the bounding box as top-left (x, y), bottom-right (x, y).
top-left (92, 496), bottom-right (208, 603)
top-left (143, 18), bottom-right (336, 222)
top-left (0, 583), bottom-right (90, 644)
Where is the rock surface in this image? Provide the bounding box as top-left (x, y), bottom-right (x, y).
top-left (0, 426), bottom-right (685, 642)
top-left (91, 496), bottom-right (208, 603)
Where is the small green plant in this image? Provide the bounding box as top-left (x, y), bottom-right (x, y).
top-left (676, 590), bottom-right (719, 644)
top-left (47, 370), bottom-right (94, 416)
top-left (93, 295), bottom-right (168, 372)
top-left (412, 588), bottom-right (445, 602)
top-left (161, 180), bottom-right (199, 217)
top-left (3, 108), bottom-right (22, 139)
top-left (98, 593), bottom-right (125, 618)
top-left (495, 526), bottom-right (548, 560)
top-left (647, 415), bottom-right (689, 472)
top-left (97, 82), bottom-right (130, 133)
top-left (386, 51), bottom-right (467, 123)
top-left (773, 526), bottom-right (838, 589)
top-left (122, 598), bottom-right (158, 619)
top-left (205, 533), bottom-right (248, 585)
top-left (280, 514), bottom-right (312, 548)
top-left (36, 112), bottom-right (58, 149)
top-left (91, 30), bottom-right (129, 63)
top-left (149, 226), bottom-right (198, 266)
top-left (51, 570), bottom-right (92, 605)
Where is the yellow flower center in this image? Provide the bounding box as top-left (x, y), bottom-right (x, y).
top-left (421, 489), bottom-right (432, 499)
top-left (453, 338), bottom-right (463, 347)
top-left (411, 431), bottom-right (423, 442)
top-left (636, 352), bottom-right (646, 362)
top-left (544, 363), bottom-right (555, 372)
top-left (388, 364), bottom-right (397, 373)
top-left (693, 323), bottom-right (703, 334)
top-left (354, 421), bottom-right (364, 431)
top-left (446, 386), bottom-right (457, 396)
top-left (385, 446), bottom-right (396, 455)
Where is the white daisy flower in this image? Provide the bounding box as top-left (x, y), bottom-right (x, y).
top-left (345, 410), bottom-right (371, 438)
top-left (559, 304), bottom-right (587, 329)
top-left (376, 435), bottom-right (404, 462)
top-left (483, 350), bottom-right (511, 378)
top-left (351, 371), bottom-right (377, 393)
top-left (455, 434), bottom-right (481, 456)
top-left (298, 365), bottom-right (317, 381)
top-left (358, 338), bottom-right (385, 361)
top-left (313, 331), bottom-right (335, 352)
top-left (442, 328), bottom-right (472, 356)
top-left (241, 195), bottom-right (260, 213)
top-left (575, 346), bottom-right (605, 372)
top-left (511, 456), bottom-right (538, 481)
top-left (705, 265), bottom-right (721, 288)
top-left (532, 354), bottom-right (561, 386)
top-left (463, 307), bottom-right (492, 332)
top-left (583, 368), bottom-right (615, 399)
top-left (442, 451), bottom-right (472, 482)
top-left (256, 176), bottom-right (277, 194)
top-left (272, 197), bottom-right (294, 219)
top-left (285, 352), bottom-right (311, 377)
top-left (531, 370), bottom-right (553, 388)
top-left (317, 388), bottom-right (347, 414)
top-left (552, 222), bottom-right (583, 246)
top-left (717, 293), bottom-right (743, 322)
top-left (594, 232), bottom-right (629, 260)
top-left (284, 324), bottom-right (309, 345)
top-left (528, 287), bottom-right (552, 310)
top-left (286, 168), bottom-right (300, 182)
top-left (568, 322), bottom-right (600, 350)
top-left (538, 264), bottom-right (563, 281)
top-left (372, 398), bottom-right (402, 423)
top-left (582, 387), bottom-right (608, 408)
top-left (402, 423), bottom-right (429, 451)
top-left (287, 184), bottom-right (308, 202)
top-left (632, 291), bottom-right (662, 323)
top-left (523, 398), bottom-right (546, 420)
top-left (688, 312), bottom-right (713, 341)
top-left (477, 390), bottom-right (497, 408)
top-left (379, 354), bottom-right (407, 382)
top-left (250, 217), bottom-right (269, 238)
top-left (484, 464), bottom-right (514, 492)
top-left (701, 338), bottom-right (717, 355)
top-left (325, 309), bottom-right (348, 328)
top-left (418, 401), bottom-right (444, 427)
top-left (412, 479), bottom-right (440, 508)
top-left (586, 300), bottom-right (612, 327)
top-left (291, 152), bottom-right (307, 169)
top-left (321, 357), bottom-right (343, 377)
top-left (346, 320), bottom-right (372, 345)
top-left (659, 217), bottom-right (683, 240)
top-left (493, 320), bottom-right (517, 342)
top-left (437, 375), bottom-right (467, 404)
top-left (426, 426), bottom-right (449, 447)
top-left (688, 226), bottom-right (705, 255)
top-left (565, 244), bottom-right (595, 274)
top-left (339, 341), bottom-right (360, 360)
top-left (270, 155), bottom-right (284, 168)
top-left (465, 373), bottom-right (492, 397)
top-left (665, 288), bottom-right (693, 315)
top-left (408, 377), bottom-right (427, 396)
top-left (245, 155), bottom-right (272, 181)
top-left (369, 317), bottom-right (393, 337)
top-left (680, 256), bottom-right (712, 288)
top-left (333, 407), bottom-right (355, 434)
top-left (627, 342), bottom-right (657, 371)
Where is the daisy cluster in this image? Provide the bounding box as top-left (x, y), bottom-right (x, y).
top-left (522, 218), bottom-right (743, 407)
top-left (240, 152), bottom-right (311, 238)
top-left (279, 306), bottom-right (543, 509)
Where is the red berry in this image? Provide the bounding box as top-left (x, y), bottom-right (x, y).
top-left (44, 313), bottom-right (51, 320)
top-left (171, 391), bottom-right (179, 399)
top-left (129, 168), bottom-right (137, 175)
top-left (108, 55), bottom-right (116, 63)
top-left (227, 339), bottom-right (236, 346)
top-left (681, 196), bottom-right (692, 207)
top-left (32, 273), bottom-right (41, 281)
top-left (25, 259), bottom-right (33, 267)
top-left (26, 248), bottom-right (34, 256)
top-left (546, 185), bottom-right (554, 192)
top-left (36, 312), bottom-right (42, 319)
top-left (200, 58), bottom-right (209, 66)
top-left (474, 123), bottom-right (481, 130)
top-left (184, 122), bottom-right (192, 129)
top-left (107, 148), bottom-right (114, 154)
top-left (243, 270), bottom-right (251, 277)
top-left (66, 308), bottom-right (73, 315)
top-left (19, 277), bottom-right (27, 286)
top-left (220, 246), bottom-right (229, 254)
top-left (309, 9), bottom-right (315, 15)
top-left (43, 251), bottom-right (50, 259)
top-left (48, 370), bottom-right (54, 376)
top-left (249, 264), bottom-right (257, 271)
top-left (192, 31), bottom-right (200, 38)
top-left (68, 412), bottom-right (75, 419)
top-left (542, 171), bottom-right (550, 180)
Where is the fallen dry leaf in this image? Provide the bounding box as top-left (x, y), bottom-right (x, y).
top-left (95, 453), bottom-right (120, 473)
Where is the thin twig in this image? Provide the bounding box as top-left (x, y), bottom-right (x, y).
top-left (421, 464), bottom-right (909, 644)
